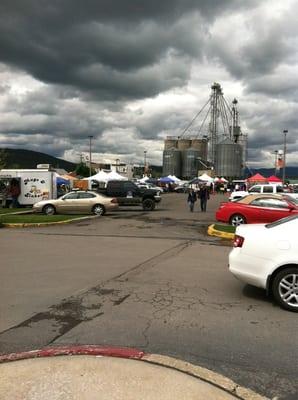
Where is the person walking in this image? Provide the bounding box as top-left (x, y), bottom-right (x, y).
top-left (199, 184), bottom-right (209, 212)
top-left (187, 189), bottom-right (197, 212)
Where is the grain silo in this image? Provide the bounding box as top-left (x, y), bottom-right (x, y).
top-left (164, 137), bottom-right (178, 150)
top-left (182, 147), bottom-right (200, 179)
top-left (215, 138), bottom-right (242, 178)
top-left (191, 139), bottom-right (208, 161)
top-left (162, 148), bottom-right (181, 177)
top-left (177, 139), bottom-right (192, 151)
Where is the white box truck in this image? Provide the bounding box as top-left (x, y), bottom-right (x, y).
top-left (0, 168), bottom-right (57, 206)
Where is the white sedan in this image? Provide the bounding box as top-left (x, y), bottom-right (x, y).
top-left (229, 215), bottom-right (298, 312)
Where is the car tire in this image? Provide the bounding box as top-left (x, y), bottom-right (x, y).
top-left (229, 214), bottom-right (246, 226)
top-left (142, 198), bottom-right (155, 211)
top-left (42, 204), bottom-right (56, 215)
top-left (92, 204), bottom-right (105, 216)
top-left (272, 267), bottom-right (298, 312)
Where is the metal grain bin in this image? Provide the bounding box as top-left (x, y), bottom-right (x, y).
top-left (162, 148), bottom-right (181, 177)
top-left (181, 148), bottom-right (200, 179)
top-left (215, 138), bottom-right (242, 178)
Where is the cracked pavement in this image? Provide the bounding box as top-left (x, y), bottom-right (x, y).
top-left (0, 193), bottom-right (297, 400)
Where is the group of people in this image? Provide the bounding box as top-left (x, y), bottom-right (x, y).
top-left (187, 185), bottom-right (210, 212)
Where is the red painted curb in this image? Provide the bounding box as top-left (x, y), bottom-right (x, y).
top-left (0, 345), bottom-right (146, 364)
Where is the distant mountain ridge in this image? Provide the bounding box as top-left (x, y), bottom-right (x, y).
top-left (244, 167), bottom-right (298, 179)
top-left (0, 148), bottom-right (76, 171)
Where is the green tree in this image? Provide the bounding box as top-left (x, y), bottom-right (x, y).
top-left (0, 149), bottom-right (7, 169)
top-left (75, 162), bottom-right (96, 177)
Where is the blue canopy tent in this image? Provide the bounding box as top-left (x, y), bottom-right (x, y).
top-left (56, 177), bottom-right (70, 185)
top-left (159, 177), bottom-right (175, 183)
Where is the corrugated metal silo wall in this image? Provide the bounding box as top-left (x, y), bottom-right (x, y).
top-left (191, 139), bottom-right (208, 161)
top-left (182, 148), bottom-right (200, 179)
top-left (215, 143), bottom-right (242, 178)
top-left (163, 149), bottom-right (181, 177)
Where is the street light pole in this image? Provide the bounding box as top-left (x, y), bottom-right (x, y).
top-left (273, 150), bottom-right (278, 176)
top-left (88, 135), bottom-right (93, 177)
top-left (144, 151), bottom-right (147, 176)
top-left (282, 130), bottom-right (288, 184)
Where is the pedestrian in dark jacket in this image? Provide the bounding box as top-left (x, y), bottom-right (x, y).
top-left (187, 189), bottom-right (197, 212)
top-left (198, 185), bottom-right (209, 212)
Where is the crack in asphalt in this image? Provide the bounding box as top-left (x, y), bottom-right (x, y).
top-left (0, 241), bottom-right (193, 354)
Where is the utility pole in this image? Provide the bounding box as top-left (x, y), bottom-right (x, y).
top-left (88, 135), bottom-right (93, 177)
top-left (273, 150), bottom-right (278, 176)
top-left (144, 151), bottom-right (147, 176)
top-left (282, 130), bottom-right (288, 184)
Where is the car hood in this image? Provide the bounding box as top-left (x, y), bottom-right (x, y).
top-left (33, 199), bottom-right (57, 207)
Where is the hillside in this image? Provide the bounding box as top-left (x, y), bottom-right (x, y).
top-left (0, 148), bottom-right (76, 171)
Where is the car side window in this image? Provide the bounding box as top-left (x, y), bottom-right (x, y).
top-left (79, 192), bottom-right (96, 199)
top-left (249, 186), bottom-right (261, 193)
top-left (251, 198), bottom-right (289, 209)
top-left (263, 186), bottom-right (273, 193)
top-left (63, 193), bottom-right (79, 200)
top-left (276, 186), bottom-right (284, 193)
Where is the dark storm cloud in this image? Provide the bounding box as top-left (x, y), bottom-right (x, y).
top-left (0, 0), bottom-right (258, 100)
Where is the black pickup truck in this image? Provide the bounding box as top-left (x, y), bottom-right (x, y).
top-left (95, 180), bottom-right (161, 211)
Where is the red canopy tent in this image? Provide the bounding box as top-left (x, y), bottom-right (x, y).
top-left (267, 175), bottom-right (282, 183)
top-left (246, 173), bottom-right (267, 183)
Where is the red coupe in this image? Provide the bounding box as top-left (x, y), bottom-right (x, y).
top-left (216, 194), bottom-right (298, 226)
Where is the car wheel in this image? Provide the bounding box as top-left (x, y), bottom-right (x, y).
top-left (92, 204), bottom-right (105, 216)
top-left (229, 214), bottom-right (246, 226)
top-left (272, 267), bottom-right (298, 312)
top-left (142, 198), bottom-right (155, 211)
top-left (42, 204), bottom-right (56, 215)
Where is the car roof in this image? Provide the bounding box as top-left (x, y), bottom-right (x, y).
top-left (237, 193), bottom-right (285, 204)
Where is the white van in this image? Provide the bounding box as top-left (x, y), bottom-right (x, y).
top-left (229, 184), bottom-right (284, 201)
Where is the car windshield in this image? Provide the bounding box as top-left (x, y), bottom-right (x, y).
top-left (284, 195), bottom-right (298, 205)
top-left (265, 214), bottom-right (298, 228)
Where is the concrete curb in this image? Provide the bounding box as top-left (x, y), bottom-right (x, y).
top-left (208, 224), bottom-right (235, 240)
top-left (0, 345), bottom-right (269, 400)
top-left (0, 215), bottom-right (99, 228)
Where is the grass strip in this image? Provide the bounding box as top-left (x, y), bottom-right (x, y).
top-left (0, 214), bottom-right (86, 224)
top-left (213, 224), bottom-right (236, 234)
top-left (0, 208), bottom-right (30, 215)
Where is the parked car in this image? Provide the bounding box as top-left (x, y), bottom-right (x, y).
top-left (33, 190), bottom-right (118, 215)
top-left (174, 183), bottom-right (190, 193)
top-left (216, 194), bottom-right (298, 226)
top-left (229, 215), bottom-right (298, 312)
top-left (229, 184), bottom-right (284, 201)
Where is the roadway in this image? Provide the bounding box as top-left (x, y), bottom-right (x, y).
top-left (0, 193), bottom-right (296, 399)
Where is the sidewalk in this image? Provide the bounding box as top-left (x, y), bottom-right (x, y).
top-left (0, 346), bottom-right (268, 400)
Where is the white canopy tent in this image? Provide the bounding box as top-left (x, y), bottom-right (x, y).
top-left (83, 170), bottom-right (109, 181)
top-left (106, 171), bottom-right (127, 181)
top-left (139, 176), bottom-right (150, 183)
top-left (198, 173), bottom-right (214, 182)
top-left (168, 175), bottom-right (181, 183)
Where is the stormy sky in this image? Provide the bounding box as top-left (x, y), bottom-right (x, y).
top-left (0, 0), bottom-right (297, 168)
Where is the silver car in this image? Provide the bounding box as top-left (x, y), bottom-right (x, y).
top-left (33, 191), bottom-right (118, 215)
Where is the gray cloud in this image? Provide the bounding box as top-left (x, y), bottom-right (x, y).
top-left (1, 0), bottom-right (298, 168)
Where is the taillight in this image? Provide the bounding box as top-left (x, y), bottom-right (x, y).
top-left (233, 235), bottom-right (245, 248)
top-left (111, 198), bottom-right (118, 204)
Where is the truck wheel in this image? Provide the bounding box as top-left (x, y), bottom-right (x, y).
top-left (92, 204), bottom-right (105, 216)
top-left (42, 204), bottom-right (56, 215)
top-left (142, 198), bottom-right (155, 211)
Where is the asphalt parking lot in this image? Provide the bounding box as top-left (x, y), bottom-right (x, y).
top-left (0, 192), bottom-right (297, 400)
